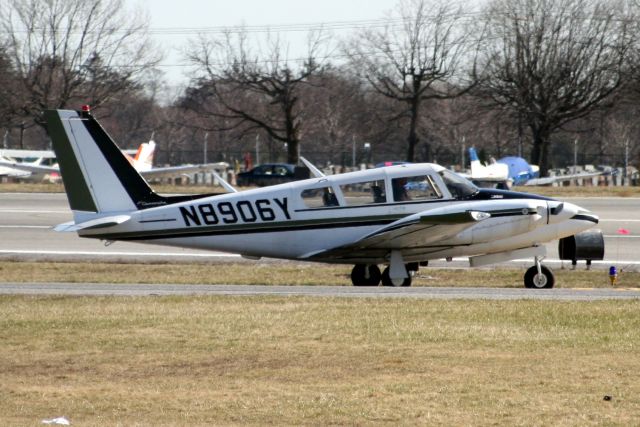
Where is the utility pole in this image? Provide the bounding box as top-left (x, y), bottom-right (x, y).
top-left (573, 138), bottom-right (578, 174)
top-left (255, 134), bottom-right (260, 165)
top-left (352, 135), bottom-right (356, 168)
top-left (203, 132), bottom-right (208, 164)
top-left (461, 136), bottom-right (466, 172)
top-left (624, 137), bottom-right (629, 186)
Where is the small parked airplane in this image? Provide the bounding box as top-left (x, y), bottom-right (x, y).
top-left (46, 107), bottom-right (603, 288)
top-left (468, 147), bottom-right (603, 187)
top-left (0, 137), bottom-right (227, 181)
top-left (0, 149), bottom-right (58, 180)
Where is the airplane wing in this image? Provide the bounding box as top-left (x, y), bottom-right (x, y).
top-left (0, 165), bottom-right (31, 178)
top-left (524, 171), bottom-right (602, 186)
top-left (0, 149), bottom-right (56, 159)
top-left (303, 207), bottom-right (490, 262)
top-left (139, 162), bottom-right (229, 180)
top-left (0, 159), bottom-right (58, 174)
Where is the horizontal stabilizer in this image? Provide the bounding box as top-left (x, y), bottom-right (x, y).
top-left (54, 215), bottom-right (131, 232)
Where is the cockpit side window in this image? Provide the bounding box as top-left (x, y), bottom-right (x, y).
top-left (391, 175), bottom-right (443, 202)
top-left (300, 186), bottom-right (339, 208)
top-left (339, 180), bottom-right (387, 206)
top-left (438, 169), bottom-right (479, 199)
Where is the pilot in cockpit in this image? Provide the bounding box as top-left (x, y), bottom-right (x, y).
top-left (392, 177), bottom-right (411, 202)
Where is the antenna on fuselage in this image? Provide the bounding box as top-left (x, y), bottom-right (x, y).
top-left (212, 170), bottom-right (237, 193)
top-left (300, 156), bottom-right (325, 178)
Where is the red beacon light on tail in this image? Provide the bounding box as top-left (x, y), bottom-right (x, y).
top-left (80, 104), bottom-right (92, 117)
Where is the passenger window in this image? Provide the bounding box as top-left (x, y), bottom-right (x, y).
top-left (392, 175), bottom-right (442, 202)
top-left (273, 166), bottom-right (289, 175)
top-left (301, 187), bottom-right (339, 208)
top-left (339, 180), bottom-right (387, 206)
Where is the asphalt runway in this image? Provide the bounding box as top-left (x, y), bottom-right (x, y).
top-left (1, 282), bottom-right (639, 301)
top-left (0, 192), bottom-right (637, 269)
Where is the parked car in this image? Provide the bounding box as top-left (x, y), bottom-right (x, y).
top-left (236, 163), bottom-right (309, 187)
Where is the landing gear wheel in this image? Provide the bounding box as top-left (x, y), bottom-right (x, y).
top-left (350, 264), bottom-right (381, 287)
top-left (524, 265), bottom-right (555, 289)
top-left (381, 266), bottom-right (412, 287)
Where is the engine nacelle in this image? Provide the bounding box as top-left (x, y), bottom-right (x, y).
top-left (558, 229), bottom-right (605, 262)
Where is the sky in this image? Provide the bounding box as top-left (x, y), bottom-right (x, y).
top-left (131, 0), bottom-right (399, 89)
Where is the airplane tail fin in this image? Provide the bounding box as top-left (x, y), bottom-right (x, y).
top-left (132, 140), bottom-right (155, 172)
top-left (44, 108), bottom-right (167, 213)
top-left (469, 147), bottom-right (485, 176)
top-left (469, 147), bottom-right (480, 162)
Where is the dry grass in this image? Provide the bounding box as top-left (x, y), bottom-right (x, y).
top-left (0, 181), bottom-right (65, 193)
top-left (517, 185), bottom-right (640, 198)
top-left (0, 260), bottom-right (638, 288)
top-left (0, 295), bottom-right (639, 425)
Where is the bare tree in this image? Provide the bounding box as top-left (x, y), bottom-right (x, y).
top-left (479, 0), bottom-right (634, 175)
top-left (344, 0), bottom-right (479, 162)
top-left (0, 48), bottom-right (18, 129)
top-left (0, 0), bottom-right (161, 127)
top-left (185, 29), bottom-right (327, 164)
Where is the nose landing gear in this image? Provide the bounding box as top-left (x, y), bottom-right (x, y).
top-left (524, 256), bottom-right (555, 289)
top-left (381, 266), bottom-right (412, 287)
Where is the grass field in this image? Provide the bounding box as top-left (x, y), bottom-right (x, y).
top-left (2, 182), bottom-right (638, 425)
top-left (1, 295), bottom-right (639, 425)
top-left (1, 260), bottom-right (638, 288)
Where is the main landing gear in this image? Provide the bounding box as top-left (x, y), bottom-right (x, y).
top-left (351, 257), bottom-right (556, 289)
top-left (351, 263), bottom-right (419, 287)
top-left (524, 256), bottom-right (555, 289)
top-left (350, 264), bottom-right (382, 287)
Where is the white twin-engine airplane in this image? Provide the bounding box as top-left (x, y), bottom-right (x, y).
top-left (46, 107), bottom-right (603, 289)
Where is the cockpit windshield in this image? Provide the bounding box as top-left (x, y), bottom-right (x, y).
top-left (438, 169), bottom-right (479, 199)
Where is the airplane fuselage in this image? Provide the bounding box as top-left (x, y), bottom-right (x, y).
top-left (76, 163), bottom-right (597, 265)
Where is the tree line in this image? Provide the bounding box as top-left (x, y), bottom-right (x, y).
top-left (1, 0), bottom-right (640, 177)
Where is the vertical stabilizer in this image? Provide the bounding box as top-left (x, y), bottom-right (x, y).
top-left (132, 140), bottom-right (155, 172)
top-left (469, 147), bottom-right (485, 176)
top-left (45, 109), bottom-right (166, 213)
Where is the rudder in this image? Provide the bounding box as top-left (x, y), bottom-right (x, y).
top-left (45, 108), bottom-right (165, 213)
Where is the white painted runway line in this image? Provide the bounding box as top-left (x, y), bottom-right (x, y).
top-left (0, 209), bottom-right (68, 213)
top-left (0, 249), bottom-right (241, 258)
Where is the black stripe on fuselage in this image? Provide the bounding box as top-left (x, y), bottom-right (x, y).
top-left (86, 217), bottom-right (397, 241)
top-left (470, 188), bottom-right (554, 201)
top-left (85, 207), bottom-right (540, 242)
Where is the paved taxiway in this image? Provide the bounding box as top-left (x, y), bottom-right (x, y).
top-left (1, 283), bottom-right (639, 300)
top-left (0, 192), bottom-right (637, 268)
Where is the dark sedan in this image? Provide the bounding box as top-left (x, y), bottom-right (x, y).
top-left (236, 163), bottom-right (309, 187)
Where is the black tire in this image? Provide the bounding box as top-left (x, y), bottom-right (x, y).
top-left (524, 265), bottom-right (555, 289)
top-left (381, 266), bottom-right (412, 287)
top-left (350, 264), bottom-right (381, 287)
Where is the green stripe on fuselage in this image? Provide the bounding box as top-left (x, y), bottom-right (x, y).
top-left (45, 110), bottom-right (97, 212)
